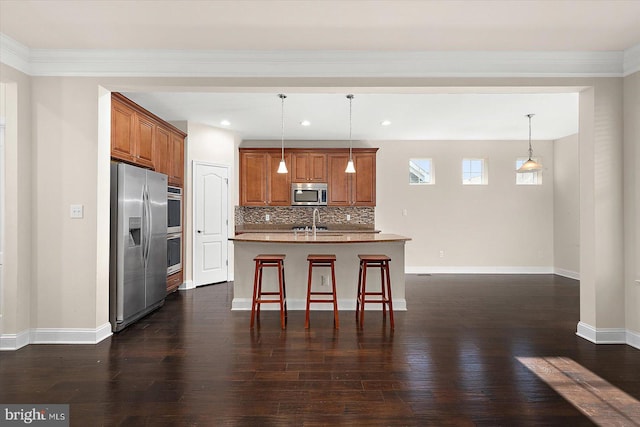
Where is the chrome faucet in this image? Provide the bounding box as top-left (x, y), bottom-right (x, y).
top-left (312, 208), bottom-right (320, 236)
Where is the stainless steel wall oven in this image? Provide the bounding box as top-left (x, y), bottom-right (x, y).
top-left (167, 186), bottom-right (182, 234)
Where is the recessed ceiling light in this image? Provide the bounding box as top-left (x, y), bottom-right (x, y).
top-left (220, 120), bottom-right (231, 126)
top-left (300, 120), bottom-right (311, 126)
top-left (381, 120), bottom-right (391, 126)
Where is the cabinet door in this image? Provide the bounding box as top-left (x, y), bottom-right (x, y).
top-left (327, 154), bottom-right (351, 206)
top-left (291, 152), bottom-right (327, 182)
top-left (169, 132), bottom-right (184, 186)
top-left (134, 113), bottom-right (155, 168)
top-left (268, 152), bottom-right (291, 205)
top-left (111, 99), bottom-right (136, 162)
top-left (308, 153), bottom-right (327, 182)
top-left (154, 125), bottom-right (170, 176)
top-left (352, 152), bottom-right (376, 206)
top-left (240, 152), bottom-right (268, 206)
top-left (291, 153), bottom-right (309, 183)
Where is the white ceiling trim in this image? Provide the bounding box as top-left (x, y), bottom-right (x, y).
top-left (624, 44), bottom-right (640, 76)
top-left (2, 33), bottom-right (638, 78)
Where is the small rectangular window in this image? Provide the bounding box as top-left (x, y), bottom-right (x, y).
top-left (516, 158), bottom-right (542, 185)
top-left (409, 159), bottom-right (433, 185)
top-left (462, 158), bottom-right (487, 185)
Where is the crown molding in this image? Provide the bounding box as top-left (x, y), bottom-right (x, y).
top-left (624, 43), bottom-right (640, 76)
top-left (0, 33), bottom-right (630, 78)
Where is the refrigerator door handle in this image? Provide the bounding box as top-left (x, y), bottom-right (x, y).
top-left (142, 185), bottom-right (150, 268)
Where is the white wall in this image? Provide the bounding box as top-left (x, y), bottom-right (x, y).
top-left (624, 71), bottom-right (640, 344)
top-left (553, 134), bottom-right (580, 278)
top-left (185, 122), bottom-right (241, 286)
top-left (375, 139), bottom-right (555, 272)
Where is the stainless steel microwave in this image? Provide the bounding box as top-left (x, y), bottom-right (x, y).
top-left (291, 183), bottom-right (328, 206)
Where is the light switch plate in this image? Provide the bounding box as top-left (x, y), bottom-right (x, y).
top-left (70, 204), bottom-right (84, 219)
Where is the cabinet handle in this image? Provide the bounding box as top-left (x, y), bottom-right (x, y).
top-left (197, 230), bottom-right (202, 234)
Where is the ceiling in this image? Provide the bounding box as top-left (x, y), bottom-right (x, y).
top-left (2, 0), bottom-right (637, 141)
top-left (123, 91), bottom-right (579, 141)
top-left (2, 1), bottom-right (639, 51)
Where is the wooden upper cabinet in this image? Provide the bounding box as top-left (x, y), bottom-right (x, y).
top-left (134, 113), bottom-right (155, 168)
top-left (327, 150), bottom-right (377, 206)
top-left (169, 132), bottom-right (184, 187)
top-left (239, 148), bottom-right (376, 207)
top-left (291, 152), bottom-right (326, 183)
top-left (327, 153), bottom-right (351, 206)
top-left (111, 99), bottom-right (136, 163)
top-left (154, 125), bottom-right (170, 176)
top-left (352, 152), bottom-right (376, 206)
top-left (111, 93), bottom-right (187, 187)
top-left (268, 152), bottom-right (291, 205)
top-left (240, 151), bottom-right (269, 206)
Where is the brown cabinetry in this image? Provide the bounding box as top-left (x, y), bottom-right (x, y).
top-left (111, 93), bottom-right (186, 186)
top-left (239, 150), bottom-right (291, 206)
top-left (291, 152), bottom-right (327, 182)
top-left (327, 150), bottom-right (376, 206)
top-left (239, 148), bottom-right (376, 207)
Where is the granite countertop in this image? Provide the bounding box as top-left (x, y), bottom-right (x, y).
top-left (231, 232), bottom-right (411, 244)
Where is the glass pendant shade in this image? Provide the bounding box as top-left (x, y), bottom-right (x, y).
top-left (517, 158), bottom-right (543, 172)
top-left (277, 159), bottom-right (288, 174)
top-left (517, 113), bottom-right (542, 174)
top-left (277, 94), bottom-right (288, 174)
top-left (345, 159), bottom-right (356, 173)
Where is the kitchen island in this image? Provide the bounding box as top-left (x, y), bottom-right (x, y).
top-left (230, 233), bottom-right (411, 312)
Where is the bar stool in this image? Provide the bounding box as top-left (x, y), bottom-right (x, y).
top-left (250, 254), bottom-right (287, 329)
top-left (356, 255), bottom-right (394, 329)
top-left (305, 254), bottom-right (339, 329)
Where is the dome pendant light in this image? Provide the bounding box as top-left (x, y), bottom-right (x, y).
top-left (517, 113), bottom-right (543, 173)
top-left (345, 94), bottom-right (356, 174)
top-left (276, 94), bottom-right (288, 174)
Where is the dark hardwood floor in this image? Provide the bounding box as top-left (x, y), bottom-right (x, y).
top-left (2, 274), bottom-right (640, 426)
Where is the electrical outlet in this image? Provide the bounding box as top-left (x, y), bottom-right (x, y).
top-left (346, 214), bottom-right (351, 221)
top-left (402, 209), bottom-right (408, 216)
top-left (70, 204), bottom-right (84, 219)
top-left (439, 250), bottom-right (445, 258)
top-left (265, 214), bottom-right (270, 221)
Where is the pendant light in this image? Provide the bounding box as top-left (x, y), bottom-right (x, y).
top-left (345, 94), bottom-right (356, 173)
top-left (517, 113), bottom-right (543, 173)
top-left (276, 94), bottom-right (288, 174)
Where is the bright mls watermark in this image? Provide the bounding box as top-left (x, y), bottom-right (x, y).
top-left (0, 405), bottom-right (69, 426)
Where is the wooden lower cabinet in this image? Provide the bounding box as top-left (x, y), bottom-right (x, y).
top-left (167, 271), bottom-right (183, 293)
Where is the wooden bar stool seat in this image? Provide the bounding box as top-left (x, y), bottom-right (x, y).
top-left (356, 254), bottom-right (394, 329)
top-left (250, 254), bottom-right (287, 329)
top-left (305, 254), bottom-right (339, 329)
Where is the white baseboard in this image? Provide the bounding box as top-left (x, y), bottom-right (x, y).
top-left (179, 280), bottom-right (195, 290)
top-left (576, 321), bottom-right (627, 344)
top-left (0, 329), bottom-right (30, 351)
top-left (0, 323), bottom-right (112, 350)
top-left (30, 322), bottom-right (113, 345)
top-left (231, 297), bottom-right (406, 311)
top-left (554, 268), bottom-right (580, 280)
top-left (406, 266), bottom-right (554, 275)
top-left (627, 329), bottom-right (640, 350)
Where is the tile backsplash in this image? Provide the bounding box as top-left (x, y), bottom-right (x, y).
top-left (235, 206), bottom-right (375, 229)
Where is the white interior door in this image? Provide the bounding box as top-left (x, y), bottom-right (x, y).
top-left (194, 163), bottom-right (229, 286)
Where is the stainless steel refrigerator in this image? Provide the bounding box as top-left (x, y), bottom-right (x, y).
top-left (110, 162), bottom-right (168, 332)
